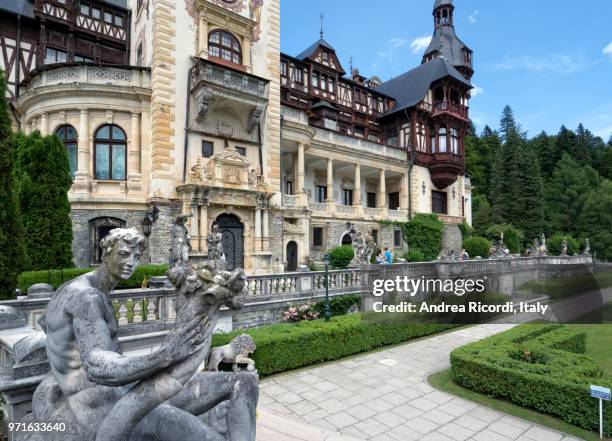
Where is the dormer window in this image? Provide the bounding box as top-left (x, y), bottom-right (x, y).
top-left (208, 30), bottom-right (242, 65)
top-left (322, 51), bottom-right (329, 62)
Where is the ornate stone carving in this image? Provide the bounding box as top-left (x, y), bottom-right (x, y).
top-left (223, 166), bottom-right (241, 184)
top-left (47, 68), bottom-right (79, 83)
top-left (583, 238), bottom-right (591, 255)
top-left (247, 103), bottom-right (265, 133)
top-left (88, 67), bottom-right (132, 83)
top-left (206, 224), bottom-right (225, 261)
top-left (205, 334), bottom-right (256, 372)
top-left (196, 88), bottom-right (214, 122)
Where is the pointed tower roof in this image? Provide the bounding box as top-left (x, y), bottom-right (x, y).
top-left (295, 38), bottom-right (336, 61)
top-left (294, 38), bottom-right (346, 75)
top-left (423, 0), bottom-right (473, 78)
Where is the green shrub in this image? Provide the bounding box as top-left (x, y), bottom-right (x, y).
top-left (485, 224), bottom-right (523, 254)
top-left (17, 264), bottom-right (169, 293)
top-left (402, 214), bottom-right (444, 261)
top-left (463, 236), bottom-right (491, 259)
top-left (312, 294), bottom-right (361, 317)
top-left (459, 221), bottom-right (474, 240)
top-left (547, 234), bottom-right (580, 256)
top-left (212, 313), bottom-right (456, 376)
top-left (451, 324), bottom-right (612, 435)
top-left (402, 248), bottom-right (426, 262)
top-left (328, 245), bottom-right (354, 269)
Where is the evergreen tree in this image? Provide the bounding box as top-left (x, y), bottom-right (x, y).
top-left (576, 180), bottom-right (612, 260)
top-left (573, 123), bottom-right (593, 167)
top-left (16, 132), bottom-right (73, 270)
top-left (598, 147), bottom-right (612, 180)
top-left (543, 154), bottom-right (599, 236)
top-left (529, 131), bottom-right (557, 178)
top-left (499, 105), bottom-right (517, 143)
top-left (0, 72), bottom-right (27, 297)
top-left (471, 194), bottom-right (492, 236)
top-left (516, 146), bottom-right (544, 241)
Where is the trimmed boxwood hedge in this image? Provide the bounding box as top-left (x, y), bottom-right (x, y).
top-left (212, 313), bottom-right (457, 377)
top-left (451, 324), bottom-right (612, 436)
top-left (17, 264), bottom-right (169, 293)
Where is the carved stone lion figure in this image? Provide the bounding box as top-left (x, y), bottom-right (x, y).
top-left (205, 334), bottom-right (256, 373)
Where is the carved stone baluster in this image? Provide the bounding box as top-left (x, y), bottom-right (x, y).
top-left (118, 301), bottom-right (128, 326)
top-left (147, 297), bottom-right (157, 321)
top-left (133, 301), bottom-right (143, 323)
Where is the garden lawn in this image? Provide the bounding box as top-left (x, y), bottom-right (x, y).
top-left (568, 324), bottom-right (612, 378)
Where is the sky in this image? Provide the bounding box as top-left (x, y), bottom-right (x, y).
top-left (280, 0), bottom-right (612, 141)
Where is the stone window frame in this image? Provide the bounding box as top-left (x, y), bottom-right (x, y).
top-left (393, 229), bottom-right (402, 248)
top-left (312, 225), bottom-right (325, 249)
top-left (93, 124), bottom-right (127, 181)
top-left (55, 124), bottom-right (78, 178)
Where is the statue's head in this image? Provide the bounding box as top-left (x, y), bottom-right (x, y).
top-left (100, 228), bottom-right (146, 281)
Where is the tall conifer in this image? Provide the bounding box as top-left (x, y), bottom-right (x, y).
top-left (0, 72), bottom-right (27, 297)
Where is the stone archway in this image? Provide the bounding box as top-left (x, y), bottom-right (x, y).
top-left (215, 213), bottom-right (244, 270)
top-left (90, 217), bottom-right (125, 264)
top-left (341, 234), bottom-right (352, 246)
top-left (286, 241), bottom-right (298, 272)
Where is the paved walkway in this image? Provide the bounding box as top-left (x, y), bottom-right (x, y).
top-left (257, 324), bottom-right (581, 441)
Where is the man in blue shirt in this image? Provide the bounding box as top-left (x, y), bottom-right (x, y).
top-left (384, 247), bottom-right (392, 264)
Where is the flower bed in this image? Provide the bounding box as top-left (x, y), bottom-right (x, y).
top-left (451, 324), bottom-right (612, 435)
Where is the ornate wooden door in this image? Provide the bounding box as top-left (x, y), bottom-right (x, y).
top-left (216, 214), bottom-right (244, 270)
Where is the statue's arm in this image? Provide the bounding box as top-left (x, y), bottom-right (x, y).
top-left (71, 294), bottom-right (174, 386)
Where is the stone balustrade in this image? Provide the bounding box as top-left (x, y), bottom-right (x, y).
top-left (24, 64), bottom-right (151, 91)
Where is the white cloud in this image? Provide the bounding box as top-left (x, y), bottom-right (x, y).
top-left (389, 38), bottom-right (407, 49)
top-left (410, 36), bottom-right (432, 54)
top-left (604, 42), bottom-right (612, 59)
top-left (470, 85), bottom-right (484, 97)
top-left (491, 54), bottom-right (587, 75)
top-left (468, 10), bottom-right (479, 24)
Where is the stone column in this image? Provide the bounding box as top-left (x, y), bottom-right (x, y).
top-left (255, 206), bottom-right (262, 251)
top-left (199, 204), bottom-right (208, 253)
top-left (73, 109), bottom-right (89, 193)
top-left (297, 142), bottom-right (305, 205)
top-left (377, 169), bottom-right (386, 208)
top-left (354, 164), bottom-right (361, 206)
top-left (326, 158), bottom-right (334, 205)
top-left (400, 172), bottom-right (409, 211)
top-left (25, 119), bottom-right (32, 134)
top-left (262, 206), bottom-right (269, 251)
top-left (198, 16), bottom-right (208, 58)
top-left (128, 112), bottom-right (142, 193)
top-left (190, 198), bottom-right (200, 253)
top-left (40, 113), bottom-right (49, 135)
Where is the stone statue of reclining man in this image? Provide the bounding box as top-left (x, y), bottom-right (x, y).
top-left (25, 228), bottom-right (257, 441)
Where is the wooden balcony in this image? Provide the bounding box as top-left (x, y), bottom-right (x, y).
top-left (431, 100), bottom-right (469, 120)
top-left (415, 151), bottom-right (464, 189)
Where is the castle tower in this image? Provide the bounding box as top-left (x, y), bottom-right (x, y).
top-left (422, 0), bottom-right (474, 80)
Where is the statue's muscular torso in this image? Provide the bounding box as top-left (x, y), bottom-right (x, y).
top-left (44, 273), bottom-right (127, 431)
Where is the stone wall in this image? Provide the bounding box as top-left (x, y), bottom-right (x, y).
top-left (147, 201), bottom-right (180, 265)
top-left (442, 224), bottom-right (462, 253)
top-left (70, 208), bottom-right (147, 267)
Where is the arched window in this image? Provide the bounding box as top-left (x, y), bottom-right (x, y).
top-left (208, 30), bottom-right (242, 65)
top-left (94, 124), bottom-right (126, 180)
top-left (55, 124), bottom-right (77, 177)
top-left (438, 127), bottom-right (447, 152)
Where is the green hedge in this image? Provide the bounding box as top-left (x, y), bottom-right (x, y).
top-left (451, 324), bottom-right (612, 435)
top-left (17, 264), bottom-right (169, 293)
top-left (548, 234), bottom-right (581, 256)
top-left (212, 313), bottom-right (457, 376)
